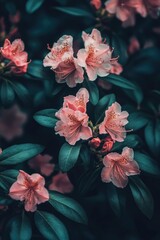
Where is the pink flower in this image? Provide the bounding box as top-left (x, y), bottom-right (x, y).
top-left (110, 61), bottom-right (123, 75)
top-left (29, 154), bottom-right (55, 177)
top-left (49, 172), bottom-right (74, 194)
top-left (101, 136), bottom-right (114, 153)
top-left (55, 107), bottom-right (92, 145)
top-left (99, 102), bottom-right (129, 142)
top-left (90, 0), bottom-right (102, 10)
top-left (0, 105), bottom-right (27, 141)
top-left (9, 170), bottom-right (49, 212)
top-left (89, 137), bottom-right (101, 148)
top-left (128, 37), bottom-right (140, 54)
top-left (43, 35), bottom-right (84, 87)
top-left (101, 147), bottom-right (140, 188)
top-left (77, 29), bottom-right (112, 81)
top-left (1, 39), bottom-right (29, 74)
top-left (105, 0), bottom-right (147, 26)
top-left (63, 88), bottom-right (89, 113)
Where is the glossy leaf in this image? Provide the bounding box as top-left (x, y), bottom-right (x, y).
top-left (0, 144), bottom-right (44, 165)
top-left (0, 81), bottom-right (15, 107)
top-left (34, 109), bottom-right (58, 128)
top-left (35, 211), bottom-right (69, 240)
top-left (112, 134), bottom-right (141, 151)
top-left (54, 7), bottom-right (93, 18)
top-left (83, 80), bottom-right (99, 105)
top-left (26, 0), bottom-right (44, 13)
top-left (49, 191), bottom-right (87, 224)
top-left (59, 143), bottom-right (81, 172)
top-left (127, 112), bottom-right (149, 131)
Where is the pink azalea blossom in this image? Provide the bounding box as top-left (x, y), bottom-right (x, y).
top-left (63, 88), bottom-right (89, 113)
top-left (89, 137), bottom-right (101, 148)
top-left (9, 170), bottom-right (49, 212)
top-left (77, 29), bottom-right (113, 81)
top-left (99, 102), bottom-right (129, 142)
top-left (101, 147), bottom-right (140, 188)
top-left (1, 39), bottom-right (29, 74)
top-left (101, 136), bottom-right (114, 153)
top-left (55, 107), bottom-right (92, 145)
top-left (49, 172), bottom-right (74, 194)
top-left (29, 154), bottom-right (55, 177)
top-left (110, 61), bottom-right (123, 75)
top-left (0, 105), bottom-right (27, 141)
top-left (43, 35), bottom-right (84, 87)
top-left (90, 0), bottom-right (102, 10)
top-left (105, 0), bottom-right (147, 26)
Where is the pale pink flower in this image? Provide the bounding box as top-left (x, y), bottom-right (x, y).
top-left (77, 29), bottom-right (112, 81)
top-left (9, 170), bottom-right (49, 212)
top-left (89, 137), bottom-right (101, 148)
top-left (90, 0), bottom-right (102, 10)
top-left (82, 28), bottom-right (103, 45)
top-left (105, 0), bottom-right (147, 26)
top-left (49, 172), bottom-right (74, 194)
top-left (43, 35), bottom-right (84, 87)
top-left (1, 39), bottom-right (29, 74)
top-left (99, 102), bottom-right (129, 142)
top-left (0, 105), bottom-right (27, 141)
top-left (55, 108), bottom-right (92, 145)
top-left (101, 147), bottom-right (140, 188)
top-left (29, 154), bottom-right (55, 177)
top-left (63, 88), bottom-right (89, 113)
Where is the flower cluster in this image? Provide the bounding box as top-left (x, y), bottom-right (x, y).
top-left (0, 38), bottom-right (29, 75)
top-left (43, 28), bottom-right (121, 87)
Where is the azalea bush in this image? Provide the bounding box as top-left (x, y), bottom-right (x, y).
top-left (0, 0), bottom-right (160, 239)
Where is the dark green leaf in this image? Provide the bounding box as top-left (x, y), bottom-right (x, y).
top-left (104, 74), bottom-right (136, 90)
top-left (27, 60), bottom-right (48, 79)
top-left (94, 94), bottom-right (116, 123)
top-left (35, 211), bottom-right (69, 240)
top-left (127, 112), bottom-right (149, 131)
top-left (54, 7), bottom-right (93, 18)
top-left (8, 212), bottom-right (32, 240)
top-left (59, 143), bottom-right (81, 172)
top-left (33, 109), bottom-right (58, 128)
top-left (0, 81), bottom-right (15, 107)
top-left (112, 134), bottom-right (141, 152)
top-left (145, 120), bottom-right (160, 157)
top-left (49, 191), bottom-right (87, 224)
top-left (0, 169), bottom-right (18, 191)
top-left (134, 152), bottom-right (160, 176)
top-left (83, 80), bottom-right (99, 105)
top-left (129, 176), bottom-right (154, 219)
top-left (26, 0), bottom-right (44, 13)
top-left (0, 144), bottom-right (44, 165)
top-left (80, 144), bottom-right (91, 168)
top-left (12, 82), bottom-right (30, 103)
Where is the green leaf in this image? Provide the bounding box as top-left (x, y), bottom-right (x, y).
top-left (145, 120), bottom-right (160, 157)
top-left (0, 81), bottom-right (15, 107)
top-left (54, 7), bottom-right (93, 18)
top-left (0, 144), bottom-right (44, 165)
top-left (104, 74), bottom-right (136, 90)
top-left (12, 82), bottom-right (30, 103)
top-left (34, 211), bottom-right (69, 240)
top-left (59, 143), bottom-right (81, 172)
top-left (112, 134), bottom-right (141, 152)
top-left (129, 176), bottom-right (154, 219)
top-left (83, 80), bottom-right (99, 105)
top-left (80, 144), bottom-right (91, 168)
top-left (134, 152), bottom-right (160, 176)
top-left (33, 109), bottom-right (58, 128)
top-left (8, 212), bottom-right (32, 240)
top-left (26, 0), bottom-right (44, 13)
top-left (126, 112), bottom-right (149, 131)
top-left (94, 94), bottom-right (116, 124)
top-left (27, 60), bottom-right (48, 79)
top-left (0, 170), bottom-right (18, 190)
top-left (49, 191), bottom-right (87, 224)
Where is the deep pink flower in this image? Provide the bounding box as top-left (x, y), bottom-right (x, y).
top-left (89, 137), bottom-right (101, 148)
top-left (0, 105), bottom-right (27, 141)
top-left (9, 170), bottom-right (49, 212)
top-left (43, 35), bottom-right (84, 87)
top-left (63, 88), bottom-right (89, 113)
top-left (77, 29), bottom-right (112, 81)
top-left (29, 154), bottom-right (55, 177)
top-left (49, 172), bottom-right (74, 194)
top-left (90, 0), bottom-right (102, 10)
top-left (101, 136), bottom-right (114, 153)
top-left (101, 147), bottom-right (140, 188)
top-left (110, 61), bottom-right (123, 75)
top-left (99, 102), bottom-right (129, 142)
top-left (55, 107), bottom-right (92, 145)
top-left (1, 39), bottom-right (29, 74)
